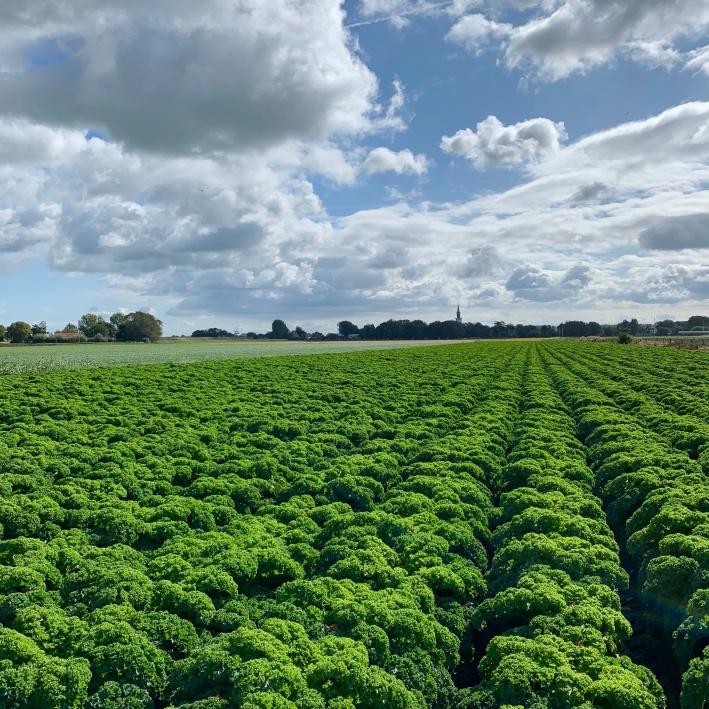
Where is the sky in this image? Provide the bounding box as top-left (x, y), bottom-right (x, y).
top-left (0, 0), bottom-right (708, 334)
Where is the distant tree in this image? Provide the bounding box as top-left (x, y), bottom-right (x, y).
top-left (376, 319), bottom-right (416, 339)
top-left (7, 321), bottom-right (32, 343)
top-left (559, 321), bottom-right (602, 338)
top-left (0, 325), bottom-right (5, 341)
top-left (424, 321), bottom-right (443, 339)
top-left (491, 321), bottom-right (513, 338)
top-left (337, 320), bottom-right (359, 337)
top-left (425, 319), bottom-right (464, 339)
top-left (619, 318), bottom-right (640, 335)
top-left (115, 312), bottom-right (163, 342)
top-left (687, 315), bottom-right (709, 329)
top-left (191, 328), bottom-right (233, 338)
top-left (31, 321), bottom-right (47, 336)
top-left (465, 322), bottom-right (492, 338)
top-left (110, 312), bottom-right (127, 332)
top-left (618, 331), bottom-right (633, 344)
top-left (655, 319), bottom-right (675, 336)
top-left (246, 332), bottom-right (257, 339)
top-left (79, 313), bottom-right (111, 339)
top-left (514, 324), bottom-right (540, 338)
top-left (109, 313), bottom-right (128, 328)
top-left (270, 319), bottom-right (289, 339)
top-left (360, 324), bottom-right (376, 339)
top-left (269, 315), bottom-right (622, 341)
top-left (293, 326), bottom-right (308, 339)
top-left (373, 319), bottom-right (395, 339)
top-left (309, 331), bottom-right (324, 340)
top-left (401, 320), bottom-right (427, 340)
top-left (63, 323), bottom-right (79, 334)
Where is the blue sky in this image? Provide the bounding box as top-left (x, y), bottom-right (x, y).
top-left (0, 0), bottom-right (708, 334)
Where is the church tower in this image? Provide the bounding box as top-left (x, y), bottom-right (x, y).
top-left (456, 305), bottom-right (462, 324)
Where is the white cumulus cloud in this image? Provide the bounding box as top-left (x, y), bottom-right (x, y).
top-left (441, 115), bottom-right (567, 168)
top-left (361, 147), bottom-right (429, 175)
top-left (446, 14), bottom-right (512, 53)
top-left (446, 0), bottom-right (709, 81)
top-left (0, 0), bottom-right (380, 155)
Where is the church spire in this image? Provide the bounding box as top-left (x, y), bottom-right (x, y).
top-left (456, 304), bottom-right (462, 324)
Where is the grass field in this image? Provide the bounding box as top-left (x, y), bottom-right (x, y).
top-left (0, 338), bottom-right (458, 373)
top-left (0, 340), bottom-right (708, 708)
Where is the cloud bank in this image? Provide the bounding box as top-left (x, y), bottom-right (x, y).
top-left (444, 0), bottom-right (709, 80)
top-left (0, 0), bottom-right (706, 327)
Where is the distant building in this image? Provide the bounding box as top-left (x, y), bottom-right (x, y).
top-left (456, 305), bottom-right (462, 324)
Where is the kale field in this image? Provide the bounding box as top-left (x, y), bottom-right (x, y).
top-left (0, 339), bottom-right (454, 374)
top-left (1, 341), bottom-right (708, 708)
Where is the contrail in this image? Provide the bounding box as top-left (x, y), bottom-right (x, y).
top-left (345, 1), bottom-right (456, 28)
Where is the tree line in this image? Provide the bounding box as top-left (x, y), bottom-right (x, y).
top-left (4, 311), bottom-right (706, 345)
top-left (192, 315), bottom-right (709, 341)
top-left (0, 311), bottom-right (163, 344)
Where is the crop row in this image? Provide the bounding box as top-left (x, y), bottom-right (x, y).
top-left (546, 343), bottom-right (709, 473)
top-left (459, 347), bottom-right (664, 707)
top-left (581, 343), bottom-right (709, 412)
top-left (542, 345), bottom-right (709, 708)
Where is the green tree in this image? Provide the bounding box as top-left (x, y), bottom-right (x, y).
top-left (115, 312), bottom-right (163, 342)
top-left (7, 321), bottom-right (32, 343)
top-left (617, 317), bottom-right (641, 335)
top-left (63, 323), bottom-right (79, 334)
top-left (31, 321), bottom-right (47, 336)
top-left (79, 313), bottom-right (111, 338)
top-left (0, 325), bottom-right (6, 341)
top-left (270, 319), bottom-right (289, 339)
top-left (338, 321), bottom-right (359, 337)
top-left (110, 312), bottom-right (127, 330)
top-left (686, 315), bottom-right (709, 329)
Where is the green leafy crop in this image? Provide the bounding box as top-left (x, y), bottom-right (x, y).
top-left (0, 341), bottom-right (708, 707)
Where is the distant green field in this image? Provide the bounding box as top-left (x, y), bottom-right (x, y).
top-left (0, 339), bottom-right (457, 373)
